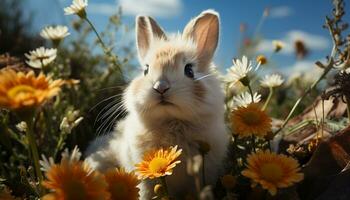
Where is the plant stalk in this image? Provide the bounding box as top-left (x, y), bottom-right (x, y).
top-left (25, 118), bottom-right (44, 194)
top-left (84, 17), bottom-right (124, 80)
top-left (262, 87), bottom-right (273, 111)
top-left (160, 176), bottom-right (170, 199)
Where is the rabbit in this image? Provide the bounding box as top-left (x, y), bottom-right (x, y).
top-left (85, 9), bottom-right (229, 199)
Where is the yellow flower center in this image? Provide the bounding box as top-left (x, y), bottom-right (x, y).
top-left (260, 163), bottom-right (283, 182)
top-left (149, 157), bottom-right (168, 173)
top-left (8, 85), bottom-right (36, 99)
top-left (241, 111), bottom-right (261, 126)
top-left (63, 179), bottom-right (87, 200)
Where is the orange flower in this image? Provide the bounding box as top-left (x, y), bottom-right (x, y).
top-left (231, 103), bottom-right (272, 137)
top-left (135, 146), bottom-right (182, 179)
top-left (41, 148), bottom-right (110, 200)
top-left (242, 150), bottom-right (304, 196)
top-left (0, 69), bottom-right (64, 110)
top-left (104, 168), bottom-right (140, 200)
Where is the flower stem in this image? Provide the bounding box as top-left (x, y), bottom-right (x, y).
top-left (262, 87), bottom-right (273, 111)
top-left (160, 176), bottom-right (170, 199)
top-left (84, 17), bottom-right (124, 80)
top-left (25, 118), bottom-right (44, 194)
top-left (247, 84), bottom-right (254, 103)
top-left (53, 134), bottom-right (66, 159)
top-left (274, 61), bottom-right (333, 135)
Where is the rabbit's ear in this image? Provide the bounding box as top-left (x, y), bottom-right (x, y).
top-left (136, 16), bottom-right (167, 62)
top-left (183, 10), bottom-right (219, 68)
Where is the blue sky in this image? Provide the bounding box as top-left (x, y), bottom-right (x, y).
top-left (24, 0), bottom-right (350, 75)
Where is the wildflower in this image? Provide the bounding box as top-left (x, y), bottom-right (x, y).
top-left (15, 121), bottom-right (27, 132)
top-left (260, 74), bottom-right (284, 88)
top-left (256, 55), bottom-right (267, 65)
top-left (0, 69), bottom-right (64, 110)
top-left (40, 25), bottom-right (70, 45)
top-left (272, 40), bottom-right (284, 53)
top-left (232, 91), bottom-right (261, 109)
top-left (60, 110), bottom-right (84, 134)
top-left (135, 146), bottom-right (182, 179)
top-left (231, 103), bottom-right (272, 138)
top-left (25, 47), bottom-right (57, 69)
top-left (104, 168), bottom-right (140, 200)
top-left (41, 147), bottom-right (110, 200)
top-left (64, 0), bottom-right (88, 18)
top-left (242, 150), bottom-right (304, 196)
top-left (221, 174), bottom-right (236, 190)
top-left (226, 56), bottom-right (259, 87)
top-left (153, 184), bottom-right (163, 195)
top-left (294, 40), bottom-right (308, 59)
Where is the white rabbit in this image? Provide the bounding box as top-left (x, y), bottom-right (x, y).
top-left (85, 9), bottom-right (229, 199)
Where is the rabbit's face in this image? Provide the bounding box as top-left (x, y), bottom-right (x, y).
top-left (125, 10), bottom-right (220, 123)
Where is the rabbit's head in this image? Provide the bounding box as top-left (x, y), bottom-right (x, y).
top-left (124, 10), bottom-right (224, 125)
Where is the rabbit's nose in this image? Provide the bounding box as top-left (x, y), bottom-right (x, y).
top-left (153, 80), bottom-right (170, 94)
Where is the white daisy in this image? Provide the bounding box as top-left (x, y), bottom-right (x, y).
top-left (64, 0), bottom-right (88, 17)
top-left (232, 91), bottom-right (261, 109)
top-left (260, 74), bottom-right (284, 88)
top-left (25, 47), bottom-right (57, 69)
top-left (39, 154), bottom-right (55, 172)
top-left (40, 25), bottom-right (70, 41)
top-left (225, 56), bottom-right (259, 86)
top-left (61, 146), bottom-right (82, 163)
top-left (40, 146), bottom-right (82, 172)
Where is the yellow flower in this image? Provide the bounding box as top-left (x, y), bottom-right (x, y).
top-left (104, 168), bottom-right (140, 200)
top-left (42, 160), bottom-right (110, 200)
top-left (0, 69), bottom-right (64, 110)
top-left (231, 103), bottom-right (271, 137)
top-left (135, 146), bottom-right (182, 179)
top-left (256, 55), bottom-right (267, 65)
top-left (242, 150), bottom-right (304, 196)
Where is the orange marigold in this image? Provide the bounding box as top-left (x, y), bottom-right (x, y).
top-left (104, 168), bottom-right (140, 200)
top-left (135, 146), bottom-right (182, 179)
top-left (0, 69), bottom-right (64, 110)
top-left (231, 103), bottom-right (272, 137)
top-left (41, 148), bottom-right (110, 200)
top-left (242, 150), bottom-right (304, 196)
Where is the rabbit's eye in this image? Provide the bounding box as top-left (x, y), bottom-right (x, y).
top-left (184, 64), bottom-right (194, 79)
top-left (144, 64), bottom-right (149, 76)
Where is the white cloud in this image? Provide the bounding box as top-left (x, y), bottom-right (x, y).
top-left (256, 30), bottom-right (330, 55)
top-left (119, 0), bottom-right (183, 18)
top-left (269, 6), bottom-right (293, 18)
top-left (88, 3), bottom-right (117, 15)
top-left (87, 0), bottom-right (183, 18)
top-left (283, 60), bottom-right (325, 81)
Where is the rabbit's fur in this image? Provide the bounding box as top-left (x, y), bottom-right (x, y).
top-left (85, 9), bottom-right (229, 199)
